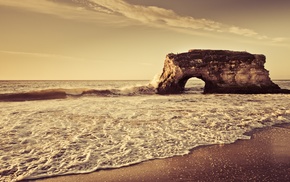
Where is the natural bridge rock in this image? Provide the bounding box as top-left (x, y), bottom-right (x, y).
top-left (157, 49), bottom-right (286, 94)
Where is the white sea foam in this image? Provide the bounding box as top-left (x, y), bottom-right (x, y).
top-left (0, 80), bottom-right (290, 181)
top-left (149, 73), bottom-right (161, 88)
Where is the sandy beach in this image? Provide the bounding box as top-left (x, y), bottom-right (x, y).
top-left (26, 124), bottom-right (290, 182)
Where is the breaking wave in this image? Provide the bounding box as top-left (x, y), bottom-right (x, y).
top-left (0, 85), bottom-right (157, 102)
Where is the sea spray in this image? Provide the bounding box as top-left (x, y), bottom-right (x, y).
top-left (149, 73), bottom-right (161, 88)
top-left (118, 74), bottom-right (161, 95)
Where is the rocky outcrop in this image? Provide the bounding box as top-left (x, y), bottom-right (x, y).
top-left (157, 49), bottom-right (288, 94)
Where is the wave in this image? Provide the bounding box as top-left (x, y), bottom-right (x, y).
top-left (184, 87), bottom-right (204, 94)
top-left (0, 85), bottom-right (157, 102)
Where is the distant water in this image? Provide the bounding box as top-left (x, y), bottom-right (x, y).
top-left (1, 79), bottom-right (290, 181)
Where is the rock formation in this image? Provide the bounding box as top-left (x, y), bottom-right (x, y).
top-left (157, 49), bottom-right (288, 94)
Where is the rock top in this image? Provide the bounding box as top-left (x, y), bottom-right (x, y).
top-left (157, 49), bottom-right (289, 94)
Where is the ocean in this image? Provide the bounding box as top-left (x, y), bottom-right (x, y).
top-left (1, 79), bottom-right (290, 181)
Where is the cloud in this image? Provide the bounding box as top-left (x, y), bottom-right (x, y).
top-left (272, 37), bottom-right (288, 43)
top-left (0, 0), bottom-right (286, 43)
top-left (0, 0), bottom-right (121, 23)
top-left (89, 0), bottom-right (223, 31)
top-left (229, 26), bottom-right (258, 37)
top-left (0, 0), bottom-right (75, 17)
top-left (88, 0), bottom-right (286, 42)
top-left (47, 0), bottom-right (114, 14)
top-left (0, 50), bottom-right (86, 61)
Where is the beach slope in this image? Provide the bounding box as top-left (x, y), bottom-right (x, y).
top-left (31, 124), bottom-right (290, 182)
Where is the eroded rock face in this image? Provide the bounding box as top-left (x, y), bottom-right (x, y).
top-left (157, 49), bottom-right (284, 94)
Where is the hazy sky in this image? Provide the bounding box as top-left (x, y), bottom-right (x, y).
top-left (0, 0), bottom-right (290, 80)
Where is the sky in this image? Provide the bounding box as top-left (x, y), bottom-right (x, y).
top-left (0, 0), bottom-right (290, 80)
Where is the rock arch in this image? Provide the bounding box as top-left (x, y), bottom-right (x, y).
top-left (157, 49), bottom-right (284, 94)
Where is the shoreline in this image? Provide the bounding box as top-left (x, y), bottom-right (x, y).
top-left (26, 123), bottom-right (290, 182)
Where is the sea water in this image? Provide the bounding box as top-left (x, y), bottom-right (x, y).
top-left (1, 80), bottom-right (290, 181)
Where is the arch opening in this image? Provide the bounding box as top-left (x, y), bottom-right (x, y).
top-left (184, 77), bottom-right (205, 94)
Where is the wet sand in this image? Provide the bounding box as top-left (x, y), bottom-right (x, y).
top-left (30, 124), bottom-right (290, 182)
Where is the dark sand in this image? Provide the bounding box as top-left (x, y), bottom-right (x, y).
top-left (30, 124), bottom-right (290, 182)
